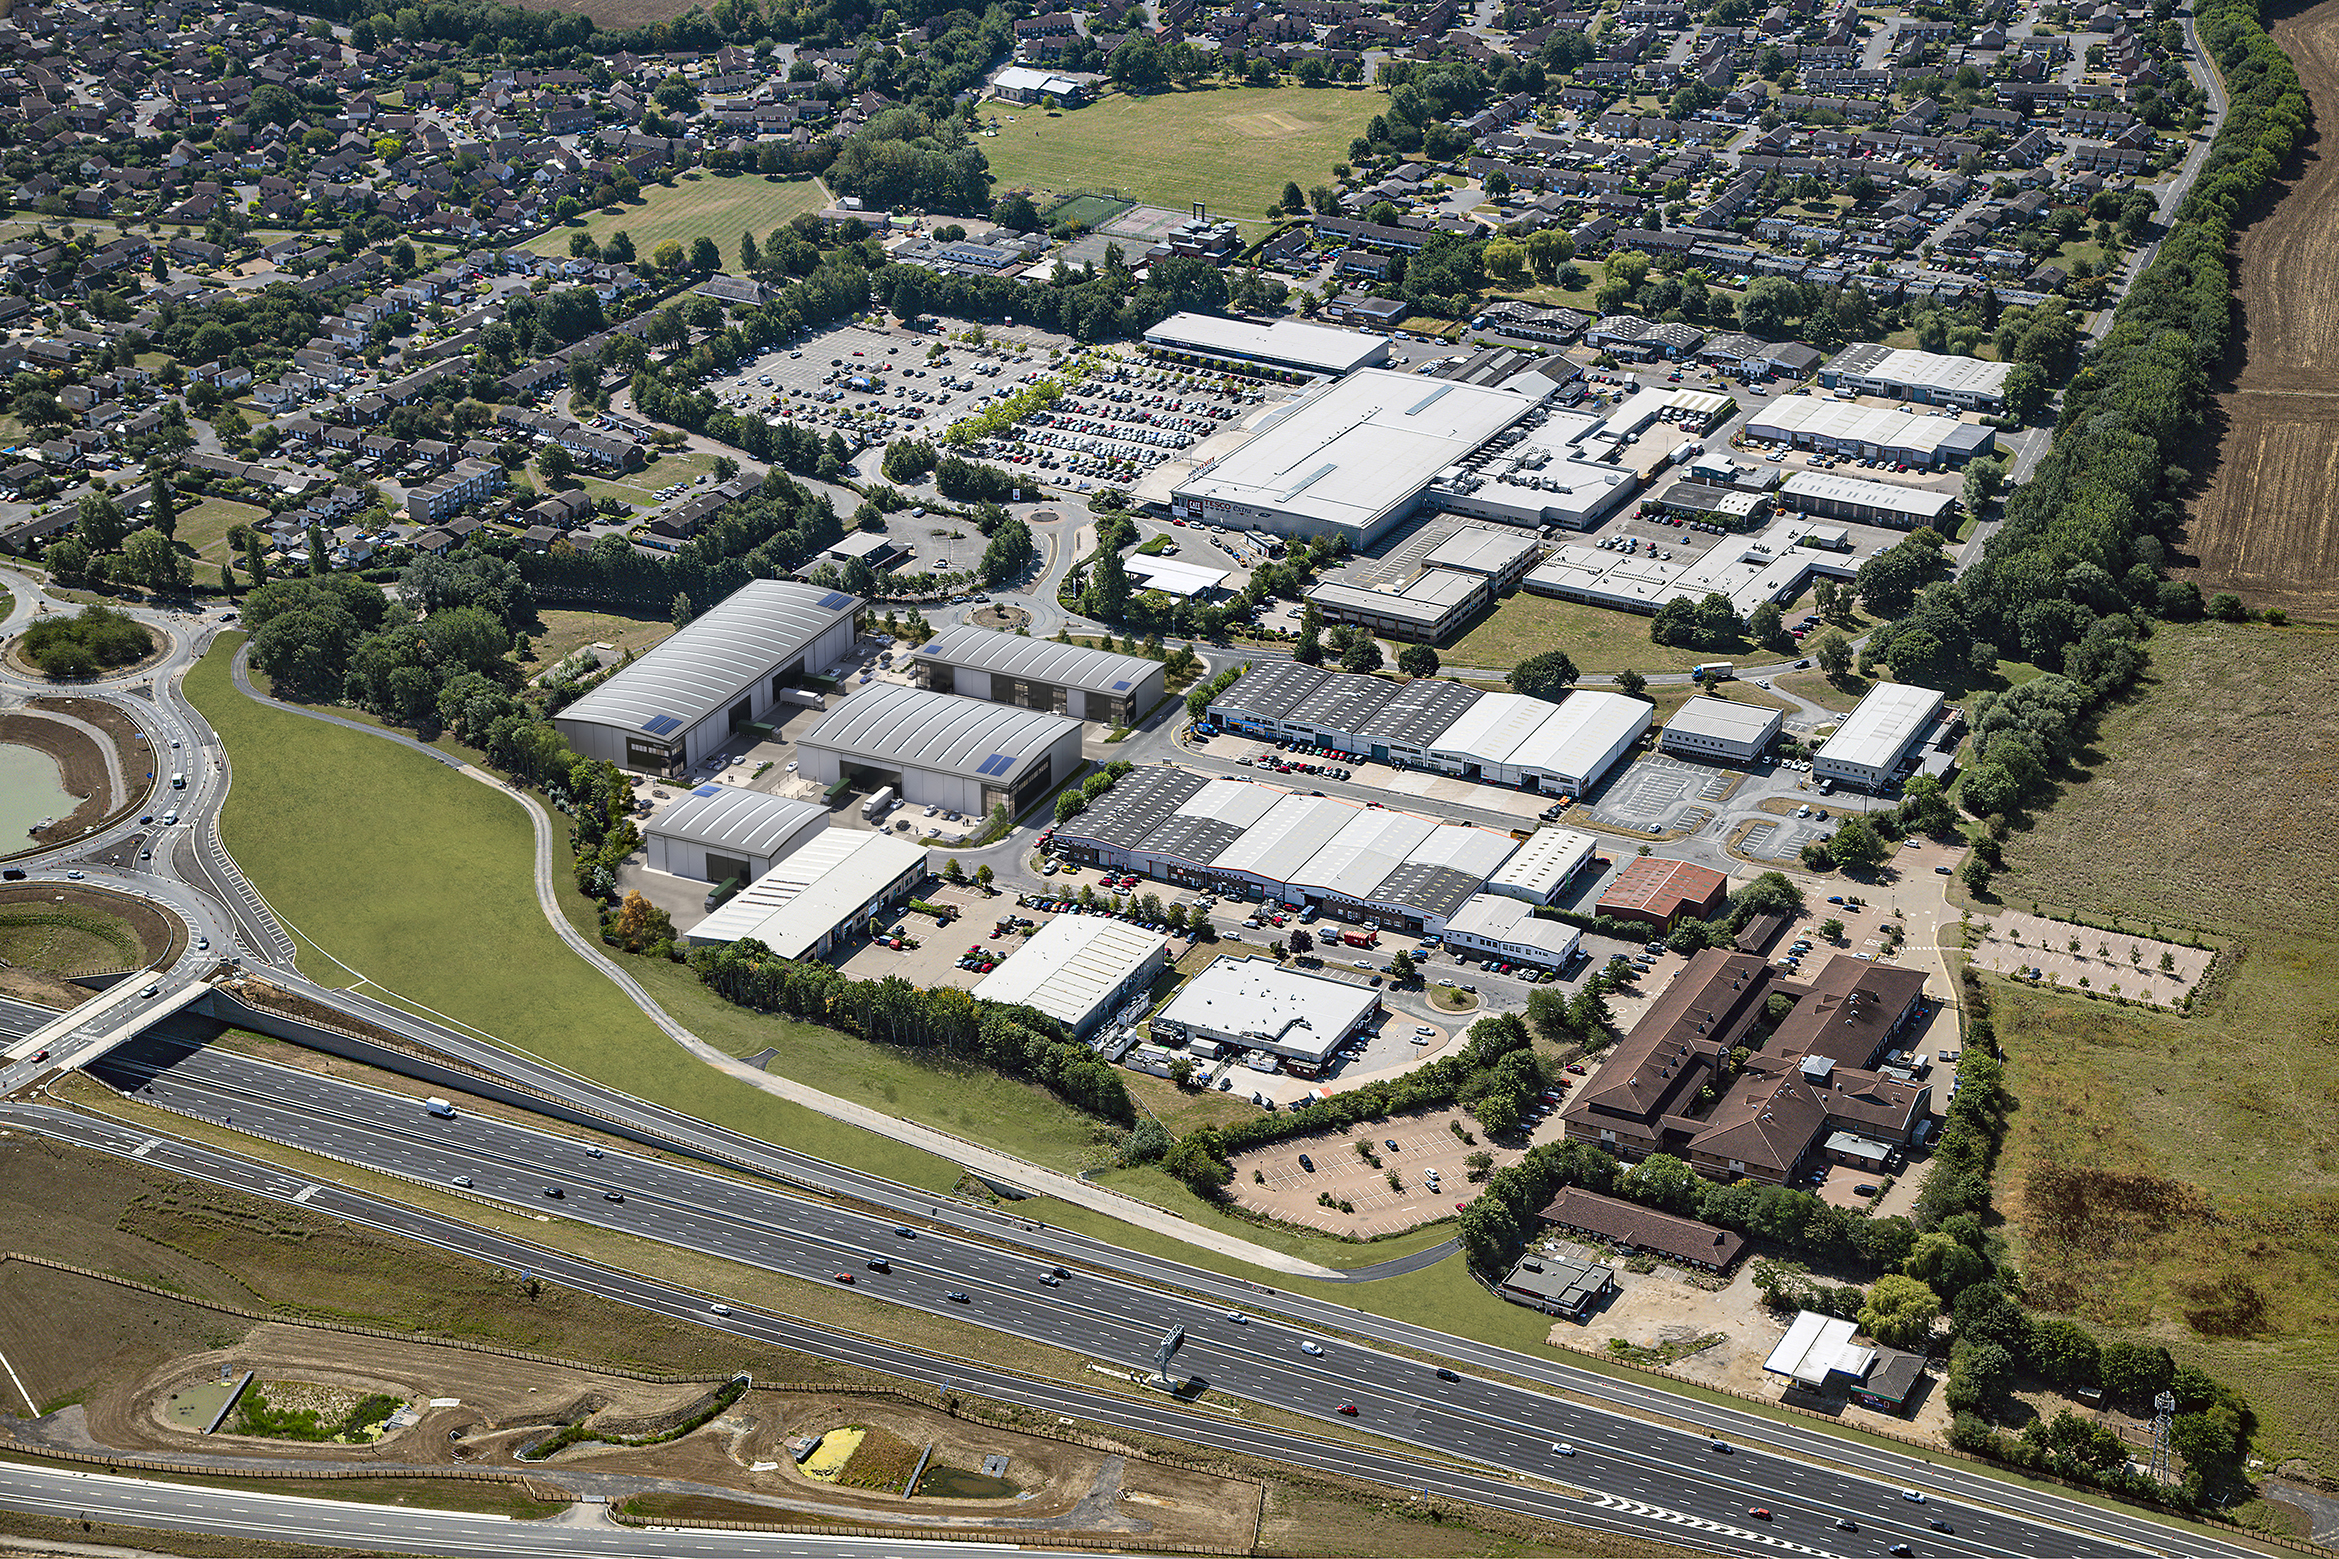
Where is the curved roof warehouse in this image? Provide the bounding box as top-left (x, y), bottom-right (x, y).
top-left (794, 683), bottom-right (1086, 820)
top-left (552, 580), bottom-right (862, 774)
top-left (913, 624), bottom-right (1166, 725)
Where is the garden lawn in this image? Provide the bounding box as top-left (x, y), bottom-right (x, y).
top-left (521, 172), bottom-right (831, 261)
top-left (574, 450), bottom-right (721, 510)
top-left (530, 608), bottom-right (677, 670)
top-left (981, 86), bottom-right (1377, 228)
top-left (184, 636), bottom-right (958, 1194)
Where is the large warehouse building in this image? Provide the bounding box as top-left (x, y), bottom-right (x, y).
top-left (1660, 697), bottom-right (1784, 765)
top-left (1483, 826), bottom-right (1601, 905)
top-left (1813, 681), bottom-right (1948, 792)
top-left (1143, 312), bottom-right (1391, 377)
top-left (1442, 893), bottom-right (1583, 969)
top-left (1204, 665), bottom-right (1650, 797)
top-left (1523, 516), bottom-right (1861, 619)
top-left (554, 580), bottom-right (861, 774)
top-left (643, 786), bottom-right (827, 883)
top-left (1778, 471), bottom-right (1960, 532)
top-left (1170, 368), bottom-right (1539, 546)
top-left (1150, 954), bottom-right (1382, 1074)
top-left (1053, 766), bottom-right (1520, 935)
top-left (795, 684), bottom-right (1085, 820)
top-left (972, 915), bottom-right (1169, 1037)
top-left (1743, 394), bottom-right (1997, 468)
top-left (684, 830), bottom-right (929, 960)
top-left (1818, 344), bottom-right (2014, 410)
top-left (914, 625), bottom-right (1166, 726)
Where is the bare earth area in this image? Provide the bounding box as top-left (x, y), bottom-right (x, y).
top-left (2182, 0), bottom-right (2339, 613)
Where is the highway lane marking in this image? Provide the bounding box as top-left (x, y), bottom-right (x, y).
top-left (1, 1467), bottom-right (513, 1522)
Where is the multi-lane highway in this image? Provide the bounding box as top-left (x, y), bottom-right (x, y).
top-left (53, 1038), bottom-right (2242, 1559)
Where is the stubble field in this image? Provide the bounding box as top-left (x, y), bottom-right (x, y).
top-left (2180, 0), bottom-right (2339, 615)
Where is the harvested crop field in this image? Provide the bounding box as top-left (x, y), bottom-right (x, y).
top-left (1986, 621), bottom-right (2339, 1470)
top-left (2181, 0), bottom-right (2339, 614)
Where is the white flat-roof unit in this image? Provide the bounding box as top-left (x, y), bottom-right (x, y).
top-left (914, 624), bottom-right (1166, 725)
top-left (1150, 954), bottom-right (1382, 1071)
top-left (643, 785), bottom-right (828, 882)
top-left (1820, 344), bottom-right (2012, 410)
top-left (1522, 546), bottom-right (1688, 611)
top-left (1210, 792), bottom-right (1356, 891)
top-left (1425, 404), bottom-right (1639, 532)
top-left (1814, 681), bottom-right (1946, 791)
top-left (1442, 893), bottom-right (1583, 969)
top-left (1171, 368), bottom-right (1538, 546)
top-left (1525, 517), bottom-right (1861, 619)
top-left (1423, 526), bottom-right (1543, 588)
top-left (684, 831), bottom-right (930, 960)
top-left (1661, 696), bottom-right (1784, 764)
top-left (972, 914), bottom-right (1170, 1036)
top-left (1764, 1309), bottom-right (1878, 1388)
top-left (795, 683), bottom-right (1084, 820)
top-left (1779, 470), bottom-right (1960, 531)
top-left (1503, 690), bottom-right (1653, 796)
top-left (1304, 568), bottom-right (1487, 643)
top-left (823, 530), bottom-right (902, 565)
top-left (1289, 807), bottom-right (1438, 905)
top-left (1483, 826), bottom-right (1600, 904)
top-left (553, 579), bottom-right (861, 773)
top-left (1125, 553), bottom-right (1231, 597)
top-left (1144, 312), bottom-right (1391, 377)
top-left (1429, 690), bottom-right (1557, 780)
top-left (1744, 393), bottom-right (1997, 467)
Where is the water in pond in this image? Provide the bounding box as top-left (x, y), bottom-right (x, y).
top-left (0, 745), bottom-right (80, 844)
top-left (913, 1464), bottom-right (1019, 1500)
top-left (164, 1380), bottom-right (239, 1430)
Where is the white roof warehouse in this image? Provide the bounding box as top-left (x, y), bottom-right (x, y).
top-left (553, 580), bottom-right (862, 775)
top-left (643, 785), bottom-right (828, 884)
top-left (1150, 954), bottom-right (1382, 1071)
top-left (684, 830), bottom-right (930, 961)
top-left (972, 915), bottom-right (1170, 1036)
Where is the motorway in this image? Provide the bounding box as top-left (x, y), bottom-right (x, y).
top-left (42, 1036), bottom-right (2248, 1559)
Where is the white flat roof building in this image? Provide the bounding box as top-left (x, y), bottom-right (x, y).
top-left (1429, 689), bottom-right (1651, 794)
top-left (1744, 393), bottom-right (1998, 468)
top-left (972, 914), bottom-right (1170, 1036)
top-left (1423, 403), bottom-right (1639, 532)
top-left (795, 683), bottom-right (1086, 820)
top-left (914, 624), bottom-right (1166, 725)
top-left (1523, 516), bottom-right (1861, 619)
top-left (1483, 826), bottom-right (1600, 905)
top-left (1814, 681), bottom-right (1946, 792)
top-left (1125, 554), bottom-right (1231, 597)
top-left (684, 831), bottom-right (930, 961)
top-left (1764, 1309), bottom-right (1878, 1388)
top-left (1171, 368), bottom-right (1539, 546)
top-left (1660, 696), bottom-right (1785, 765)
top-left (1144, 312), bottom-right (1391, 377)
top-left (1442, 893), bottom-right (1583, 969)
top-left (553, 580), bottom-right (861, 774)
top-left (644, 785), bottom-right (828, 883)
top-left (1150, 954), bottom-right (1381, 1070)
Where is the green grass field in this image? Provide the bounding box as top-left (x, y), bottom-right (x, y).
top-left (184, 636), bottom-right (961, 1195)
top-left (172, 497), bottom-right (270, 569)
top-left (1448, 592), bottom-right (1741, 675)
top-left (522, 172), bottom-right (832, 261)
top-left (982, 86), bottom-right (1378, 226)
top-left (1982, 620), bottom-right (2339, 1471)
top-left (575, 450), bottom-right (721, 511)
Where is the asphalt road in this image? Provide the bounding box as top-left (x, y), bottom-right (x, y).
top-left (62, 1040), bottom-right (2240, 1559)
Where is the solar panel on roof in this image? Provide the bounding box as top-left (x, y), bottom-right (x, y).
top-left (640, 715), bottom-right (682, 736)
top-left (817, 591), bottom-right (852, 610)
top-left (977, 752), bottom-right (1015, 776)
top-left (1112, 680), bottom-right (1130, 691)
top-left (692, 783), bottom-right (723, 797)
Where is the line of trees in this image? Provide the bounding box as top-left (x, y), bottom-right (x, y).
top-left (686, 940), bottom-right (1134, 1122)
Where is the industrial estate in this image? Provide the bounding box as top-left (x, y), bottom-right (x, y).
top-left (0, 0), bottom-right (2327, 1552)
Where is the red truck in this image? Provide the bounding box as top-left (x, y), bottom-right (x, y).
top-left (1340, 930), bottom-right (1379, 949)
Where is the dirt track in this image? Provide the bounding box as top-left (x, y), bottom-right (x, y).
top-left (2183, 0), bottom-right (2339, 613)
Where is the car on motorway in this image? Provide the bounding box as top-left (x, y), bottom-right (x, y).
top-left (66, 870), bottom-right (82, 879)
top-left (710, 1302), bottom-right (733, 1316)
top-left (140, 984), bottom-right (159, 998)
top-left (602, 1191), bottom-right (624, 1203)
top-left (1833, 1518), bottom-right (1857, 1531)
top-left (1902, 1489), bottom-right (1926, 1502)
top-left (1748, 1508), bottom-right (1770, 1520)
top-left (1708, 1438), bottom-right (1730, 1452)
top-left (1435, 1368), bottom-right (1459, 1381)
top-left (945, 1290), bottom-right (971, 1303)
top-left (1929, 1519), bottom-right (1954, 1532)
top-left (1335, 1403), bottom-right (1358, 1415)
top-left (449, 1176), bottom-right (472, 1187)
top-left (1550, 1443), bottom-right (1575, 1456)
top-left (1889, 1547), bottom-right (1913, 1557)
top-left (542, 1185), bottom-right (564, 1198)
top-left (867, 1256), bottom-right (890, 1272)
top-left (833, 1272), bottom-right (855, 1284)
top-left (1300, 1341), bottom-right (1324, 1356)
top-left (1037, 1271), bottom-right (1060, 1286)
top-left (1225, 1310), bottom-right (1247, 1323)
top-left (894, 1225), bottom-right (915, 1237)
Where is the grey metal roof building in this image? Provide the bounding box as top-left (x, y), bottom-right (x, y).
top-left (643, 785), bottom-right (828, 883)
top-left (1207, 660), bottom-right (1331, 731)
top-left (915, 624), bottom-right (1166, 725)
top-left (795, 683), bottom-right (1085, 819)
top-left (1143, 312), bottom-right (1391, 377)
top-left (1660, 696), bottom-right (1784, 765)
top-left (1304, 570), bottom-right (1490, 643)
top-left (1281, 671), bottom-right (1400, 742)
top-left (553, 580), bottom-right (861, 773)
top-left (1355, 677), bottom-right (1486, 760)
